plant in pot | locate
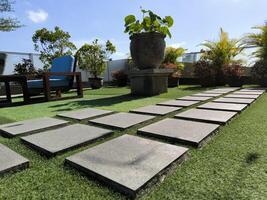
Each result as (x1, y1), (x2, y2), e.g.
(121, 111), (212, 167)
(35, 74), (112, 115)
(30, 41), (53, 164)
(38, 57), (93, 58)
(199, 28), (244, 86)
(124, 8), (174, 69)
(112, 70), (128, 87)
(161, 47), (185, 87)
(223, 64), (244, 87)
(76, 39), (116, 89)
(243, 24), (267, 86)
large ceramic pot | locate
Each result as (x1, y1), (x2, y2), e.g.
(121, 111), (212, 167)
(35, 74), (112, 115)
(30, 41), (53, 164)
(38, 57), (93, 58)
(168, 76), (179, 88)
(130, 32), (166, 70)
(89, 77), (103, 89)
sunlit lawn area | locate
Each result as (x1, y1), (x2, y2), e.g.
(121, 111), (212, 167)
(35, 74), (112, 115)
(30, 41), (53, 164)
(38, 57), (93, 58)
(0, 85), (266, 199)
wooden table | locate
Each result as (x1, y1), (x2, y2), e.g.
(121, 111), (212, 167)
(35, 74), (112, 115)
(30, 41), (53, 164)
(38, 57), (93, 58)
(0, 75), (30, 106)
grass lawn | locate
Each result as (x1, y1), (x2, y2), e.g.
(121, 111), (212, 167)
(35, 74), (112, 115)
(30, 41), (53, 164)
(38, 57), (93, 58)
(0, 85), (266, 200)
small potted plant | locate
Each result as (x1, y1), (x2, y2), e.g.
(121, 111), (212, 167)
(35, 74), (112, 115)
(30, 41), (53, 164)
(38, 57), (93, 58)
(112, 70), (128, 87)
(161, 47), (185, 87)
(124, 8), (174, 69)
(224, 64), (244, 87)
(76, 39), (116, 89)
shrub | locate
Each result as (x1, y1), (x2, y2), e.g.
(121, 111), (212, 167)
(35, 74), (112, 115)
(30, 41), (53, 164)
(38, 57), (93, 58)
(13, 59), (37, 77)
(224, 64), (244, 87)
(161, 63), (182, 78)
(161, 47), (185, 78)
(194, 60), (216, 87)
(200, 28), (244, 86)
(112, 70), (128, 87)
(244, 24), (267, 86)
(251, 60), (267, 86)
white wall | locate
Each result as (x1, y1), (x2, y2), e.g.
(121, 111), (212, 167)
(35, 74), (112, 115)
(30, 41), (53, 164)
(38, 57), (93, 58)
(103, 59), (128, 82)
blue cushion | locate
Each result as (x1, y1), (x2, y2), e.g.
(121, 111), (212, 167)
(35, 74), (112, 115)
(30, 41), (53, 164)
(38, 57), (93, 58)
(27, 79), (69, 89)
(50, 55), (75, 80)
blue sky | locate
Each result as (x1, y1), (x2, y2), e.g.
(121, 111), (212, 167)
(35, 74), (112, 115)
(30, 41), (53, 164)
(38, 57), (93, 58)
(0, 0), (267, 59)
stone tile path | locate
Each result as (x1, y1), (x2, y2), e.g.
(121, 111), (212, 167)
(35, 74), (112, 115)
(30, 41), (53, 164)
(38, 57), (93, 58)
(21, 124), (113, 157)
(0, 144), (29, 175)
(57, 108), (113, 121)
(130, 105), (181, 116)
(0, 117), (68, 137)
(65, 134), (188, 197)
(175, 108), (237, 124)
(138, 118), (220, 147)
(1, 87), (264, 197)
(89, 113), (155, 129)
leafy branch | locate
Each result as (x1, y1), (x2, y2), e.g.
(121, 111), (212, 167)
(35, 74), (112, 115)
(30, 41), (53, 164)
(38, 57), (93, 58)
(124, 8), (174, 38)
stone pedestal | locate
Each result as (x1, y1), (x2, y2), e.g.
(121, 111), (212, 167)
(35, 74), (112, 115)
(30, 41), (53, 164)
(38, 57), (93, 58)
(130, 69), (172, 96)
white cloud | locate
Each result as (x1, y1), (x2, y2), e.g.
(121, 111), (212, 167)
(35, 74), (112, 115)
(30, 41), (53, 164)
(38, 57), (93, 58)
(27, 9), (48, 23)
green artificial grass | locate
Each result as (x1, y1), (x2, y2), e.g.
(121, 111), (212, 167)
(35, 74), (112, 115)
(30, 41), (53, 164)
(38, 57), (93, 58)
(0, 85), (266, 200)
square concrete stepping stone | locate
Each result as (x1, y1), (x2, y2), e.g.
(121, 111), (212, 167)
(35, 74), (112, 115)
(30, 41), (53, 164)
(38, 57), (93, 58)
(157, 100), (200, 107)
(65, 134), (188, 197)
(175, 108), (237, 124)
(198, 102), (247, 112)
(89, 113), (155, 129)
(138, 118), (220, 147)
(192, 93), (222, 97)
(177, 96), (213, 101)
(130, 105), (181, 116)
(212, 87), (239, 92)
(0, 117), (68, 137)
(233, 91), (264, 95)
(57, 108), (113, 121)
(240, 88), (265, 92)
(213, 97), (254, 104)
(21, 124), (113, 157)
(203, 90), (228, 94)
(0, 144), (29, 175)
(224, 94), (260, 99)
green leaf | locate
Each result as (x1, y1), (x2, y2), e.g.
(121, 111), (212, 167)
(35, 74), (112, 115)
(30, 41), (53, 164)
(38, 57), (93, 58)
(164, 16), (174, 27)
(166, 29), (172, 38)
(124, 15), (136, 26)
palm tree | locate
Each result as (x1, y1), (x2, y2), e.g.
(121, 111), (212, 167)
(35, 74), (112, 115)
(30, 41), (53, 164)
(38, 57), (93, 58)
(244, 25), (267, 61)
(244, 24), (267, 86)
(201, 28), (243, 67)
(200, 28), (244, 85)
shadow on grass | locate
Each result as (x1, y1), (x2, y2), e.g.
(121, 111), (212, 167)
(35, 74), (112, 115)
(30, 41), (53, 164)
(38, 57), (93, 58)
(0, 116), (15, 125)
(245, 152), (260, 164)
(179, 85), (204, 91)
(49, 94), (146, 112)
